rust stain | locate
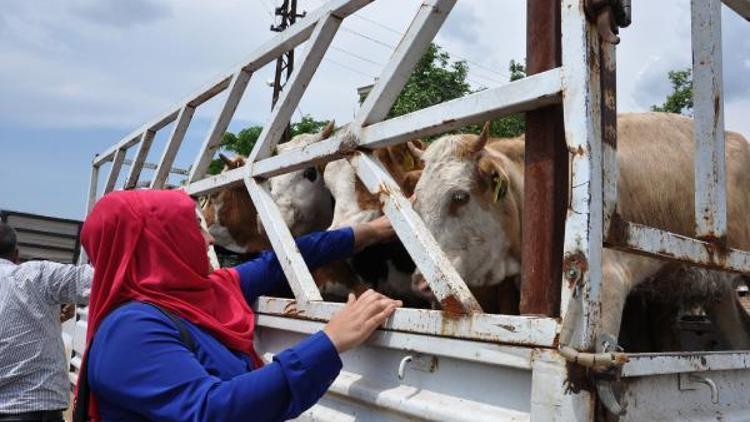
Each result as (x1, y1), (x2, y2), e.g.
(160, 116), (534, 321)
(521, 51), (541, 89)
(605, 212), (629, 246)
(440, 295), (467, 318)
(563, 250), (589, 288)
(568, 145), (586, 156)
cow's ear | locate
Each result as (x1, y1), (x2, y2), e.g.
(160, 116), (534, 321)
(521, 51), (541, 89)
(491, 172), (509, 203)
(478, 156), (509, 203)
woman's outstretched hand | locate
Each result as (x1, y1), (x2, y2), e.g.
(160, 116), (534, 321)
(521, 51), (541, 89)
(352, 215), (396, 253)
(323, 290), (402, 353)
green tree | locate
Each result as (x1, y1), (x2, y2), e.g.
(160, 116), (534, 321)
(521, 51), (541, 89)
(207, 116), (330, 175)
(651, 68), (693, 115)
(388, 43), (472, 118)
(465, 59), (527, 138)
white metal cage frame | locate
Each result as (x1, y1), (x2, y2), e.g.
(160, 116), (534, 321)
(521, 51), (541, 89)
(74, 1), (750, 412)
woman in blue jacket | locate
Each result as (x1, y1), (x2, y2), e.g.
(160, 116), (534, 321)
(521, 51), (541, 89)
(74, 189), (401, 421)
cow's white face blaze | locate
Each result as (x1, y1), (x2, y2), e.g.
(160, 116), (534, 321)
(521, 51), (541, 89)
(324, 159), (381, 229)
(267, 123), (335, 236)
(412, 132), (522, 298)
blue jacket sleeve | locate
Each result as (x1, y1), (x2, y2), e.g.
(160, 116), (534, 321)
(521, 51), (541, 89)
(88, 305), (342, 421)
(234, 227), (354, 303)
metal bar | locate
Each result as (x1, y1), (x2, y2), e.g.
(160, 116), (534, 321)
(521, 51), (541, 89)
(358, 69), (563, 149)
(95, 0), (375, 166)
(245, 177), (323, 302)
(188, 71), (252, 183)
(600, 42), (619, 238)
(606, 220), (750, 274)
(103, 147), (128, 194)
(184, 167), (246, 197)
(352, 0), (457, 129)
(153, 105), (196, 188)
(722, 0), (750, 20)
(250, 70), (563, 180)
(77, 161), (100, 265)
(692, 0), (727, 242)
(559, 0), (604, 351)
(124, 131), (156, 189)
(622, 351), (750, 377)
(256, 314), (536, 369)
(256, 297), (558, 346)
(122, 159), (189, 176)
(94, 111), (179, 165)
(351, 153), (483, 314)
(248, 14), (341, 163)
(520, 0), (566, 317)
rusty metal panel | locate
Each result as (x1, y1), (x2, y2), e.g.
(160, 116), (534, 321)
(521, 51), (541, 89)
(256, 297), (559, 347)
(559, 0), (604, 351)
(692, 0), (727, 242)
(607, 220), (750, 274)
(622, 351), (750, 377)
(351, 152), (482, 315)
(520, 0), (567, 317)
(600, 42), (618, 238)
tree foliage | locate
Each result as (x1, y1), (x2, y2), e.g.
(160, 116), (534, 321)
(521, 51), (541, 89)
(651, 68), (693, 115)
(464, 59), (527, 138)
(387, 43), (472, 118)
(207, 116), (330, 175)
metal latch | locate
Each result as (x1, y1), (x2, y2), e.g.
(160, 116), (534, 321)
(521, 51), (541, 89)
(397, 353), (438, 380)
(584, 0), (632, 44)
(679, 373), (720, 404)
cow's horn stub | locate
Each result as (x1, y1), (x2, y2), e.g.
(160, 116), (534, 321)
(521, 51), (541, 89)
(466, 121), (490, 155)
(321, 120), (335, 139)
(406, 140), (425, 160)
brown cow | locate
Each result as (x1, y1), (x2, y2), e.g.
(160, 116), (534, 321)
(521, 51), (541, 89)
(411, 112), (750, 349)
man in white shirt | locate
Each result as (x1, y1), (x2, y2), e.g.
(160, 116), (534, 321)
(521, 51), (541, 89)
(0, 222), (93, 421)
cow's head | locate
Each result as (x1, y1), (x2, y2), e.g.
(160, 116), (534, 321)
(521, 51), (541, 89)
(411, 124), (523, 300)
(324, 141), (427, 229)
(202, 154), (268, 254)
(266, 121), (336, 236)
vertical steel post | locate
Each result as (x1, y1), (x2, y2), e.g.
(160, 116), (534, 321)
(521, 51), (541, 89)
(692, 0), (727, 243)
(520, 0), (567, 317)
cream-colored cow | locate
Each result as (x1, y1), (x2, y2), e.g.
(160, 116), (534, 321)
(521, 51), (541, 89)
(412, 112), (750, 349)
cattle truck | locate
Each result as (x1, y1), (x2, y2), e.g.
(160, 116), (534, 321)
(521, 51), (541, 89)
(69, 0), (750, 420)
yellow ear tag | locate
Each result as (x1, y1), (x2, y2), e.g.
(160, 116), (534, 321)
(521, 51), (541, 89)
(402, 153), (415, 171)
(493, 176), (508, 203)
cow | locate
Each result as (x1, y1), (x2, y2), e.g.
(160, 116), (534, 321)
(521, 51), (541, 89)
(410, 112), (750, 350)
(322, 142), (430, 307)
(202, 123), (336, 256)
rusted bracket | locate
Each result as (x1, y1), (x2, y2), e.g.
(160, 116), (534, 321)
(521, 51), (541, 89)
(585, 0), (632, 44)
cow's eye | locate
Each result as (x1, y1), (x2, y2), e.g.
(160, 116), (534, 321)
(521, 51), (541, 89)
(451, 190), (470, 206)
(303, 167), (317, 182)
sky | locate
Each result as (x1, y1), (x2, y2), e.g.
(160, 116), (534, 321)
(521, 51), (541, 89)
(0, 0), (748, 220)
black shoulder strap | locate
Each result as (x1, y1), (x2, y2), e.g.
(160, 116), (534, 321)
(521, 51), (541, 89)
(143, 302), (197, 352)
(73, 302), (197, 422)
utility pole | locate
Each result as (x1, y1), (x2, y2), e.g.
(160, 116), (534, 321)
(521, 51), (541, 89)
(271, 1), (305, 141)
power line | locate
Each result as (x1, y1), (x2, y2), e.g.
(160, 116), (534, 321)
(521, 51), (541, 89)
(347, 12), (510, 82)
(330, 45), (384, 67)
(323, 57), (377, 79)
